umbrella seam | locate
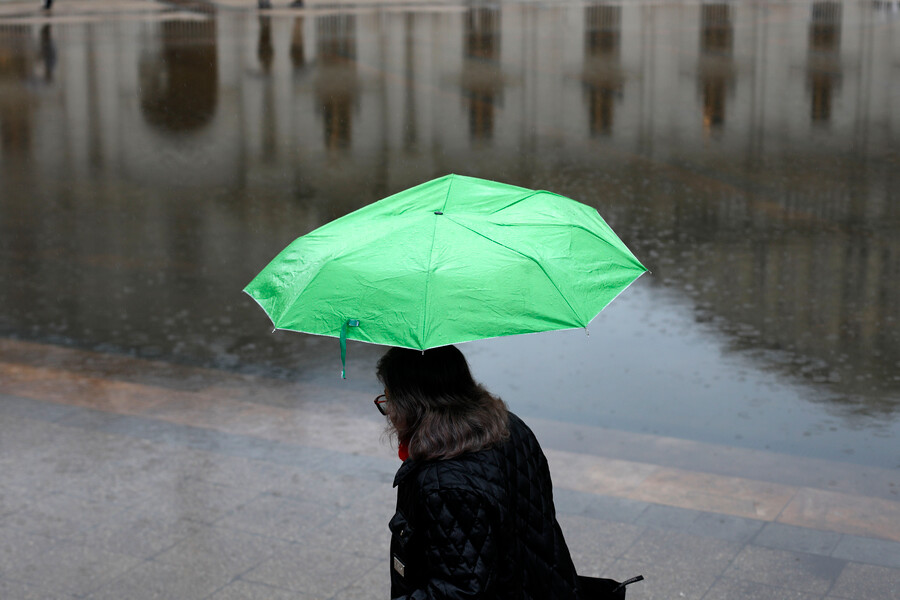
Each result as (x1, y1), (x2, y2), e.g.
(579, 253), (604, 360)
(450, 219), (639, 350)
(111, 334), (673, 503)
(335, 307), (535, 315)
(418, 175), (456, 346)
(443, 216), (586, 328)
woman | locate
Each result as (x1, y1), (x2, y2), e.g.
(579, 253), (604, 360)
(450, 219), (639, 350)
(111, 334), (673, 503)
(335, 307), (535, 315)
(375, 345), (582, 599)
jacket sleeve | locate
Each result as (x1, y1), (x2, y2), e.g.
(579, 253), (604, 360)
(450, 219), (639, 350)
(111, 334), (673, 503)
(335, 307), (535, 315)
(393, 489), (500, 600)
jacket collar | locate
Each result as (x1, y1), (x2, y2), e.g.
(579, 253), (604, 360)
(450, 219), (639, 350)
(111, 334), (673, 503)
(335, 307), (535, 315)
(393, 458), (419, 487)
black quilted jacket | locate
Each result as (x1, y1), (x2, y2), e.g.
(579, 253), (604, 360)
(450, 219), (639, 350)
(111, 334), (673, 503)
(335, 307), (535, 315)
(389, 412), (581, 599)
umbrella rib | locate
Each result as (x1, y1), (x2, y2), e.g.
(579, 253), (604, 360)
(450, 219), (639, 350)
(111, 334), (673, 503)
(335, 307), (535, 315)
(419, 177), (455, 345)
(445, 217), (586, 328)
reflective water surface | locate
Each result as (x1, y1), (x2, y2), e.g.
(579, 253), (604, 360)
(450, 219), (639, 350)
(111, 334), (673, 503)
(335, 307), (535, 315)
(0, 2), (897, 467)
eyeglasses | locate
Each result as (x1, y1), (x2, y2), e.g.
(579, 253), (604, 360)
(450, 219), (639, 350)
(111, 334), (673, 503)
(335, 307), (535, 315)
(374, 394), (388, 415)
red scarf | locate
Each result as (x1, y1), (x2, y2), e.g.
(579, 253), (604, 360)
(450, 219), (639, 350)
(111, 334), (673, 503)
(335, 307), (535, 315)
(398, 440), (410, 462)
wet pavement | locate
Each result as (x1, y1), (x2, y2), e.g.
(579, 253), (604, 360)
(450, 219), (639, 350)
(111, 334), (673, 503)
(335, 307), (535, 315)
(1, 0), (899, 598)
(2, 337), (900, 599)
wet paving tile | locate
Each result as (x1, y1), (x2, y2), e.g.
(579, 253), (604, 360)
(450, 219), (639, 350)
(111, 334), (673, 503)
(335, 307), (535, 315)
(0, 578), (78, 600)
(778, 488), (900, 543)
(154, 527), (291, 574)
(607, 556), (717, 600)
(753, 522), (843, 556)
(242, 546), (381, 597)
(214, 493), (336, 543)
(0, 491), (125, 540)
(69, 514), (208, 560)
(721, 546), (846, 596)
(206, 580), (312, 600)
(629, 468), (796, 521)
(702, 577), (825, 600)
(4, 541), (142, 597)
(557, 514), (644, 575)
(827, 562), (900, 599)
(85, 558), (232, 600)
(622, 529), (744, 576)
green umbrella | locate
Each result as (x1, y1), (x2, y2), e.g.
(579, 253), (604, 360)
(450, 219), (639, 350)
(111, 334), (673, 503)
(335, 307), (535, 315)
(245, 174), (647, 377)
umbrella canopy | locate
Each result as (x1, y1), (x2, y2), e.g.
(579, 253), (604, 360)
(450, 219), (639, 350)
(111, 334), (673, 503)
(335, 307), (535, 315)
(245, 174), (647, 374)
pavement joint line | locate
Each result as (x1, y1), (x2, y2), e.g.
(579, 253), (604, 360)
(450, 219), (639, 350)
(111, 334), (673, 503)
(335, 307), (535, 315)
(5, 390), (900, 571)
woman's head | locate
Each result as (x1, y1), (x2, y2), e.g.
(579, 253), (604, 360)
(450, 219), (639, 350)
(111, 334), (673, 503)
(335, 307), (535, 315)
(376, 345), (509, 461)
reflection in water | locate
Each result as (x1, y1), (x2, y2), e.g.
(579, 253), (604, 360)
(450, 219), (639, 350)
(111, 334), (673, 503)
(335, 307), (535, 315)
(0, 4), (897, 465)
(315, 15), (356, 150)
(583, 4), (623, 136)
(462, 8), (501, 141)
(808, 2), (842, 122)
(291, 16), (306, 70)
(139, 21), (218, 132)
(258, 16), (274, 74)
(699, 3), (734, 131)
(0, 25), (34, 159)
(39, 25), (56, 82)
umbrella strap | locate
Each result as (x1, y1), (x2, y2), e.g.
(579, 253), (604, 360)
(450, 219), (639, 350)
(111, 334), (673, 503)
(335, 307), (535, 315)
(340, 319), (360, 379)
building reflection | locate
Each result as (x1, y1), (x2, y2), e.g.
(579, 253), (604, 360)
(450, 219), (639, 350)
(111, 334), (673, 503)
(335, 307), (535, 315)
(462, 7), (502, 141)
(0, 25), (35, 160)
(258, 15), (274, 74)
(315, 15), (357, 150)
(582, 4), (623, 136)
(807, 1), (842, 123)
(139, 20), (219, 132)
(0, 5), (897, 418)
(290, 16), (306, 70)
(698, 3), (734, 132)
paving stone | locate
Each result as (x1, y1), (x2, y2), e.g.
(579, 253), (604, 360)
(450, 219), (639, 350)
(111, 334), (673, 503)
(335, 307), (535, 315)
(830, 534), (900, 569)
(606, 556), (716, 600)
(242, 546), (380, 597)
(702, 576), (825, 599)
(86, 559), (233, 600)
(753, 522), (843, 556)
(206, 580), (311, 600)
(827, 562), (900, 599)
(580, 493), (652, 524)
(154, 526), (291, 573)
(215, 493), (336, 542)
(70, 514), (207, 560)
(722, 545), (846, 596)
(689, 512), (764, 544)
(558, 514), (644, 575)
(4, 541), (142, 597)
(634, 503), (701, 531)
(133, 478), (263, 525)
(329, 562), (390, 600)
(0, 529), (57, 578)
(622, 529), (743, 575)
(0, 492), (124, 540)
(0, 577), (78, 600)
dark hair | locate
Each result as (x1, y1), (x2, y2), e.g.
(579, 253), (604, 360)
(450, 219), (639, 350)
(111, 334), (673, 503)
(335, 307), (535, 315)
(376, 345), (509, 461)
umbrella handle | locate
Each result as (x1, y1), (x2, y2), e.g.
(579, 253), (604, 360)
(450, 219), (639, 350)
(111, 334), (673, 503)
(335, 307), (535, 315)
(340, 319), (360, 379)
